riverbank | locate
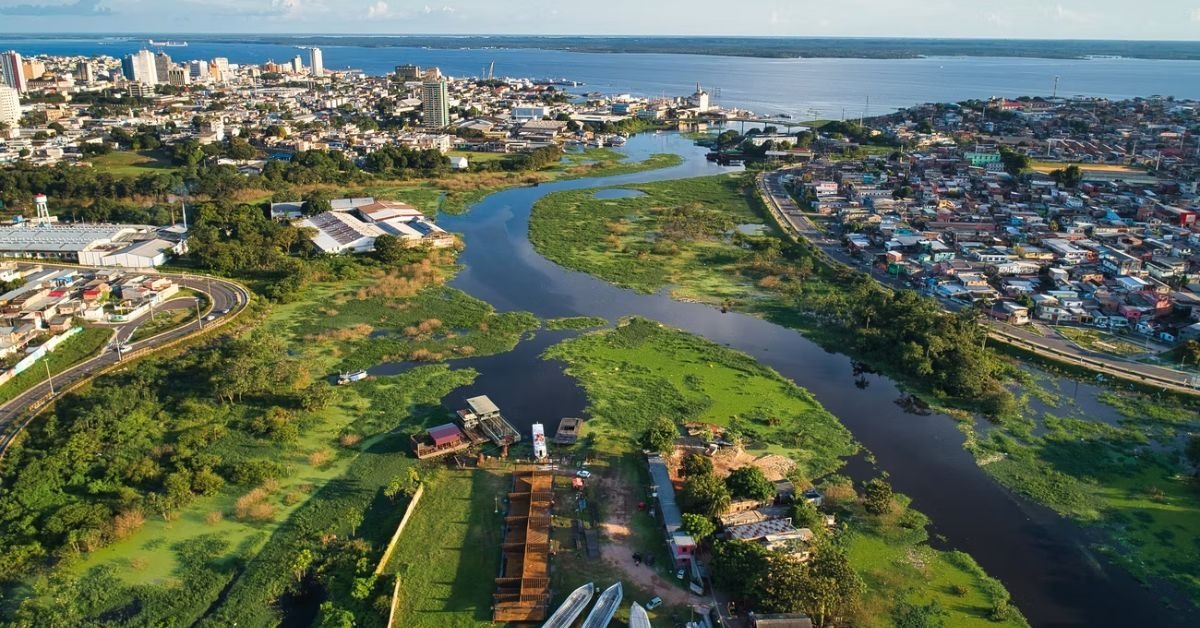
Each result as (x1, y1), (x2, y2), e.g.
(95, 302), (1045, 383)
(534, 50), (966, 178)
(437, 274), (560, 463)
(527, 167), (1200, 614)
(545, 318), (1027, 626)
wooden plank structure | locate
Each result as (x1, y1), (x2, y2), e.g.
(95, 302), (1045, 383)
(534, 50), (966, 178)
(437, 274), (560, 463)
(493, 469), (553, 623)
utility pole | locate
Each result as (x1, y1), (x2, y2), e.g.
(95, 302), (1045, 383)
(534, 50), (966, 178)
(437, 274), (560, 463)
(44, 360), (54, 395)
(196, 298), (204, 330)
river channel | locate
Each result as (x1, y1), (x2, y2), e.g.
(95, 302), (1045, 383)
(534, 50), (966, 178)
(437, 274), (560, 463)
(426, 133), (1184, 627)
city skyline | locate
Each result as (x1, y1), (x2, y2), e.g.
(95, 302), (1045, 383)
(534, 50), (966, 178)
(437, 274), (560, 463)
(0, 0), (1198, 40)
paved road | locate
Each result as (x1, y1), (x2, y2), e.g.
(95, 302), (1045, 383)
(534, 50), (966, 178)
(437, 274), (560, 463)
(0, 265), (250, 455)
(756, 169), (1200, 395)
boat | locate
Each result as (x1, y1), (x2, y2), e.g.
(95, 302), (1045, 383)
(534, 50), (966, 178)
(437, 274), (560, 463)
(542, 582), (595, 628)
(337, 369), (368, 385)
(532, 423), (548, 459)
(148, 40), (188, 47)
(581, 582), (622, 628)
(628, 602), (652, 628)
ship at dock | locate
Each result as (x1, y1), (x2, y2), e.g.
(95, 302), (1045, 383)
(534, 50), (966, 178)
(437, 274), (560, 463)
(148, 39), (188, 47)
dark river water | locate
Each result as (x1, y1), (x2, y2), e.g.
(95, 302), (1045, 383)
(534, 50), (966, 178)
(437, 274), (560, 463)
(418, 133), (1187, 627)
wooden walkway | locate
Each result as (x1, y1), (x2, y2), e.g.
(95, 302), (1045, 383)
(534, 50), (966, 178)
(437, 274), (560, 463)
(493, 469), (553, 623)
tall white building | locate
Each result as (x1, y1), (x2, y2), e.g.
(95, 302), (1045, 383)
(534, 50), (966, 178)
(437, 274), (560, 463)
(291, 55), (304, 74)
(212, 57), (230, 82)
(422, 76), (450, 129)
(0, 51), (26, 94)
(153, 51), (172, 84)
(309, 47), (324, 77)
(689, 84), (710, 113)
(122, 50), (158, 85)
(0, 86), (20, 128)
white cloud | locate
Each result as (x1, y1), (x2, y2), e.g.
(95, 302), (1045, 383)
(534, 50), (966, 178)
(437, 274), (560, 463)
(367, 0), (388, 17)
(1191, 7), (1200, 22)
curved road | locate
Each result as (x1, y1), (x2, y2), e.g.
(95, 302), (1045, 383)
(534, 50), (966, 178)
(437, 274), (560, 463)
(757, 169), (1200, 395)
(0, 265), (250, 456)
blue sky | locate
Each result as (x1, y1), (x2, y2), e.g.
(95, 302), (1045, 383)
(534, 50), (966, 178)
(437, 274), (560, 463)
(0, 0), (1198, 39)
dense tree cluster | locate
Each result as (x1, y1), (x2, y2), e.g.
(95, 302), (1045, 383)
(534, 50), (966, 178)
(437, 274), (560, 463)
(0, 335), (321, 582)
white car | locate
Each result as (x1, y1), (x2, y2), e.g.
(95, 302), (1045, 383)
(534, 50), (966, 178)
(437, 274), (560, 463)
(645, 596), (663, 610)
(575, 469), (592, 479)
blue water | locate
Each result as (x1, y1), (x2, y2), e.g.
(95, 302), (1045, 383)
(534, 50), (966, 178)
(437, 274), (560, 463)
(2, 37), (1198, 118)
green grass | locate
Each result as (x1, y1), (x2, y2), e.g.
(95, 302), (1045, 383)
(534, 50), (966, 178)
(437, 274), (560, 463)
(530, 174), (769, 303)
(1057, 327), (1148, 358)
(87, 150), (176, 177)
(966, 390), (1200, 605)
(545, 317), (856, 479)
(545, 316), (608, 331)
(128, 306), (198, 342)
(0, 326), (112, 406)
(382, 467), (508, 627)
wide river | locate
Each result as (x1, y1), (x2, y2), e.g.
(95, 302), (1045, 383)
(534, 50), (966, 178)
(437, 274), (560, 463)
(407, 133), (1186, 628)
(4, 37), (1200, 117)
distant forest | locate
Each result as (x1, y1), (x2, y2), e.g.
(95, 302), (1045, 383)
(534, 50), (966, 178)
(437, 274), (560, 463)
(10, 34), (1200, 60)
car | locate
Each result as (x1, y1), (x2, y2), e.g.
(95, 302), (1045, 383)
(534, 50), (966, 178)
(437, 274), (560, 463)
(220, 308), (230, 315)
(575, 469), (592, 479)
(675, 568), (685, 580)
(204, 314), (216, 321)
(645, 596), (663, 610)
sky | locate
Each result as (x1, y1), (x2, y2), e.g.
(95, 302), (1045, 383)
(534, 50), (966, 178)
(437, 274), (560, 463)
(0, 0), (1198, 39)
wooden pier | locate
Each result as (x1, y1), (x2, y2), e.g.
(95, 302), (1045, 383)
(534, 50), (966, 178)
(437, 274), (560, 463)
(493, 469), (553, 623)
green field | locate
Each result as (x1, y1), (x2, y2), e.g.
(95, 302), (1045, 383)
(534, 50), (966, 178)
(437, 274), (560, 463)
(544, 315), (609, 330)
(87, 150), (176, 177)
(382, 467), (508, 627)
(0, 326), (112, 406)
(1056, 327), (1149, 358)
(530, 174), (770, 303)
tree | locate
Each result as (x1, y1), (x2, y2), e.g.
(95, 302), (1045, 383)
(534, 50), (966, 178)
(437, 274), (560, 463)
(290, 548), (314, 583)
(681, 453), (713, 478)
(385, 467), (421, 500)
(893, 600), (947, 628)
(752, 552), (808, 613)
(998, 146), (1029, 176)
(373, 234), (425, 266)
(1051, 164), (1083, 188)
(710, 540), (769, 598)
(862, 477), (894, 515)
(726, 466), (776, 502)
(795, 545), (864, 627)
(790, 499), (823, 531)
(681, 512), (716, 542)
(302, 190), (333, 215)
(641, 417), (678, 454)
(680, 473), (731, 517)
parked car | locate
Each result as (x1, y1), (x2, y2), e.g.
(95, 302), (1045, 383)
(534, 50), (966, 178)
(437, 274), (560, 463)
(645, 596), (663, 610)
(675, 568), (685, 580)
(576, 469), (592, 479)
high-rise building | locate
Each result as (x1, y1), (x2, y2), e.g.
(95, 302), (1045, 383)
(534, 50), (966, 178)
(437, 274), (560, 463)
(75, 60), (94, 84)
(422, 76), (450, 129)
(309, 47), (324, 77)
(189, 60), (209, 81)
(21, 59), (45, 81)
(212, 57), (230, 82)
(122, 50), (158, 85)
(0, 51), (27, 94)
(167, 67), (190, 87)
(395, 64), (421, 81)
(0, 86), (20, 128)
(154, 52), (172, 84)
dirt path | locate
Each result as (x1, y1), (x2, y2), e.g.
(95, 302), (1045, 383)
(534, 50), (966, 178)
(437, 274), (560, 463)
(595, 473), (694, 606)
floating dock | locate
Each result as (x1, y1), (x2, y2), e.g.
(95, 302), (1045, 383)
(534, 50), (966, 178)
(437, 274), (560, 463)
(542, 582), (595, 628)
(554, 417), (584, 445)
(411, 421), (489, 460)
(581, 582), (623, 628)
(628, 602), (651, 628)
(459, 395), (521, 447)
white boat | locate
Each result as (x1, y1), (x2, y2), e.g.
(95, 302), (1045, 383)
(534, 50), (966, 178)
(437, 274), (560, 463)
(148, 40), (188, 47)
(337, 369), (368, 385)
(581, 581), (622, 628)
(532, 423), (548, 459)
(629, 602), (652, 628)
(543, 582), (595, 628)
